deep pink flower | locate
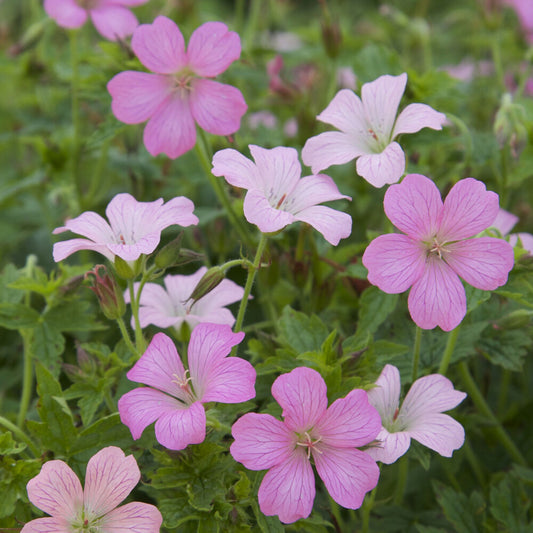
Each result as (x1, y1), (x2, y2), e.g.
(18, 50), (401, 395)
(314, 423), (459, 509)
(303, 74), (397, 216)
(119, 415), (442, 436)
(124, 266), (245, 330)
(212, 145), (352, 245)
(107, 16), (247, 158)
(118, 324), (255, 450)
(492, 208), (533, 254)
(43, 0), (148, 41)
(302, 73), (446, 187)
(230, 367), (381, 524)
(366, 365), (466, 464)
(53, 192), (198, 263)
(362, 174), (514, 331)
(22, 446), (162, 533)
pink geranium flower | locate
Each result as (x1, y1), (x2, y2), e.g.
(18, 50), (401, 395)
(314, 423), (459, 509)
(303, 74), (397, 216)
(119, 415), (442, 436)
(107, 16), (247, 158)
(230, 367), (381, 524)
(118, 324), (255, 450)
(22, 446), (162, 533)
(53, 192), (198, 263)
(302, 73), (446, 187)
(212, 145), (352, 245)
(367, 364), (466, 464)
(492, 208), (533, 254)
(43, 0), (148, 41)
(362, 174), (514, 331)
(124, 266), (245, 330)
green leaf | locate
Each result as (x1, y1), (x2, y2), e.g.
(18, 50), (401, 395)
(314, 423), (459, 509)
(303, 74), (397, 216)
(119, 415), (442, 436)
(234, 471), (251, 500)
(489, 473), (530, 530)
(44, 300), (104, 332)
(252, 500), (284, 533)
(30, 321), (65, 378)
(0, 432), (26, 455)
(0, 303), (40, 329)
(356, 287), (398, 340)
(478, 329), (530, 371)
(278, 306), (329, 353)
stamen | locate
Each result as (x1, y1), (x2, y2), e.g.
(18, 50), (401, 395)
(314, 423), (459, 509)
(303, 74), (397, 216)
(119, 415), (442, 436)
(118, 234), (126, 245)
(392, 407), (400, 422)
(275, 194), (287, 209)
(171, 369), (192, 390)
(368, 128), (379, 141)
(295, 431), (323, 459)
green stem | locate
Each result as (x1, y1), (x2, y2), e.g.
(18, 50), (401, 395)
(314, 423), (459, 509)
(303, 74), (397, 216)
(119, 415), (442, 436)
(446, 113), (473, 170)
(491, 38), (506, 93)
(243, 0), (263, 52)
(458, 361), (527, 466)
(17, 329), (34, 428)
(0, 416), (39, 457)
(69, 30), (82, 208)
(128, 280), (146, 354)
(498, 369), (511, 416)
(116, 315), (139, 357)
(438, 325), (460, 375)
(393, 455), (409, 505)
(411, 326), (422, 382)
(361, 484), (378, 533)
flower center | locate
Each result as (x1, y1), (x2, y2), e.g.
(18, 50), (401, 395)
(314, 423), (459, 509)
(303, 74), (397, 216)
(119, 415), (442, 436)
(171, 370), (195, 403)
(72, 511), (101, 532)
(173, 69), (195, 97)
(427, 237), (449, 259)
(295, 431), (323, 459)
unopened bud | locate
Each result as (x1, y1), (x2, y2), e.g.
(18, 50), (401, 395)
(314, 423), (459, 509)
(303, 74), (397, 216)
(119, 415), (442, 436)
(85, 265), (126, 320)
(321, 17), (342, 59)
(494, 93), (528, 159)
(76, 343), (96, 374)
(8, 18), (48, 56)
(154, 233), (183, 269)
(188, 266), (225, 303)
(495, 309), (533, 330)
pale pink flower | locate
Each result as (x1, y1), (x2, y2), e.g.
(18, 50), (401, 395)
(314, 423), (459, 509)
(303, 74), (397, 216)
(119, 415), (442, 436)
(212, 145), (352, 245)
(247, 111), (277, 130)
(230, 367), (381, 524)
(366, 364), (466, 464)
(124, 266), (245, 330)
(491, 208), (533, 254)
(503, 0), (533, 43)
(22, 446), (162, 533)
(336, 66), (357, 90)
(43, 0), (148, 41)
(53, 192), (198, 263)
(302, 73), (447, 187)
(118, 324), (255, 450)
(107, 16), (247, 159)
(362, 174), (514, 331)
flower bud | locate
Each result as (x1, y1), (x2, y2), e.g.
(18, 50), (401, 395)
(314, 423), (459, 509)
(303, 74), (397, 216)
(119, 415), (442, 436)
(114, 255), (136, 280)
(188, 266), (225, 304)
(154, 233), (183, 269)
(494, 93), (528, 159)
(8, 18), (48, 56)
(321, 16), (342, 59)
(495, 309), (533, 330)
(85, 265), (126, 320)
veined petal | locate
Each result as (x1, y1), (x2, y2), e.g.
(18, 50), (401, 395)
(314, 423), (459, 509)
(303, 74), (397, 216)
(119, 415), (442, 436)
(365, 427), (411, 465)
(154, 401), (206, 450)
(384, 173), (443, 240)
(287, 174), (350, 214)
(362, 234), (426, 294)
(438, 178), (500, 241)
(408, 257), (466, 331)
(491, 208), (519, 236)
(187, 22), (241, 77)
(271, 367), (328, 433)
(43, 0), (87, 29)
(212, 148), (259, 189)
(316, 89), (369, 138)
(153, 195), (198, 230)
(106, 234), (160, 261)
(243, 188), (295, 233)
(90, 5), (138, 41)
(367, 364), (402, 427)
(356, 142), (406, 187)
(445, 237), (514, 290)
(53, 238), (115, 262)
(315, 389), (381, 448)
(84, 447), (140, 518)
(99, 502), (163, 533)
(314, 446), (379, 509)
(294, 205), (352, 245)
(190, 79), (247, 135)
(53, 210), (115, 241)
(133, 282), (183, 329)
(231, 413), (295, 470)
(392, 103), (447, 137)
(131, 16), (187, 74)
(108, 72), (172, 124)
(193, 277), (245, 316)
(26, 460), (82, 521)
(114, 0), (150, 5)
(258, 449), (315, 524)
(21, 517), (71, 533)
(407, 412), (465, 457)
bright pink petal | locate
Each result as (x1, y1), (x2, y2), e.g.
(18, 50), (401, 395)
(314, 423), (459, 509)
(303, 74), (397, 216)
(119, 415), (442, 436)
(84, 447), (139, 517)
(187, 22), (241, 77)
(294, 205), (352, 245)
(189, 79), (247, 135)
(21, 517), (71, 533)
(367, 364), (401, 426)
(314, 446), (379, 509)
(271, 367), (328, 433)
(438, 178), (500, 241)
(143, 95), (196, 158)
(26, 460), (82, 521)
(444, 238), (514, 290)
(315, 389), (381, 448)
(154, 401), (206, 450)
(491, 208), (518, 236)
(356, 142), (406, 187)
(231, 413), (295, 470)
(43, 0), (87, 29)
(258, 450), (315, 524)
(108, 72), (172, 124)
(212, 148), (259, 189)
(131, 16), (186, 74)
(384, 173), (443, 240)
(99, 502), (163, 533)
(407, 413), (465, 457)
(392, 103), (447, 137)
(362, 234), (426, 293)
(243, 188), (295, 233)
(53, 238), (115, 262)
(90, 5), (138, 41)
(408, 257), (466, 331)
(365, 427), (411, 465)
(287, 174), (350, 213)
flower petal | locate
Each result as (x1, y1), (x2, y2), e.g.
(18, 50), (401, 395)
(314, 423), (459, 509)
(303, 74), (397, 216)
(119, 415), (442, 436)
(438, 178), (500, 241)
(243, 188), (295, 233)
(187, 22), (241, 77)
(84, 447), (140, 517)
(365, 427), (411, 465)
(43, 0), (87, 29)
(21, 517), (71, 533)
(132, 282), (181, 328)
(201, 357), (256, 404)
(288, 174), (350, 213)
(131, 16), (186, 74)
(99, 502), (163, 533)
(314, 446), (379, 509)
(510, 232), (533, 254)
(90, 5), (139, 41)
(491, 208), (518, 236)
(407, 413), (465, 457)
(231, 413), (294, 470)
(367, 364), (402, 427)
(384, 173), (443, 240)
(189, 79), (247, 136)
(392, 103), (447, 137)
(53, 238), (115, 262)
(271, 367), (328, 433)
(294, 205), (352, 245)
(356, 142), (406, 187)
(193, 278), (245, 318)
(444, 237), (514, 290)
(362, 234), (426, 294)
(316, 89), (369, 137)
(211, 148), (259, 189)
(154, 401), (206, 450)
(26, 460), (82, 521)
(408, 257), (466, 331)
(53, 211), (114, 241)
(258, 449), (315, 524)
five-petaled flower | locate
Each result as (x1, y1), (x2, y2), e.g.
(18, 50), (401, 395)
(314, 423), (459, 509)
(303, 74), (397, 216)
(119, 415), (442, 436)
(362, 174), (514, 331)
(302, 73), (446, 187)
(366, 364), (466, 464)
(212, 144), (352, 245)
(230, 367), (381, 524)
(22, 446), (162, 533)
(44, 0), (149, 41)
(107, 16), (247, 158)
(118, 324), (255, 450)
(53, 192), (198, 263)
